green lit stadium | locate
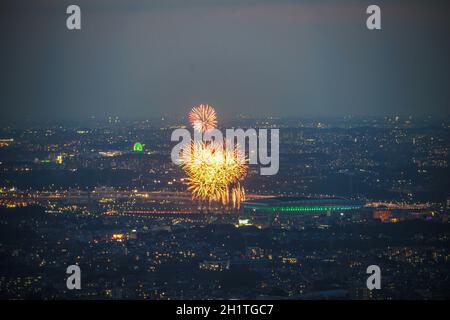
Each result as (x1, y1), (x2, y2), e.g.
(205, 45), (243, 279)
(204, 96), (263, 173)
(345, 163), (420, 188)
(242, 197), (365, 213)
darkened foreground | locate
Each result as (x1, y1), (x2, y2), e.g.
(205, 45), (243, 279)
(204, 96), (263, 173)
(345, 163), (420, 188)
(1, 206), (449, 299)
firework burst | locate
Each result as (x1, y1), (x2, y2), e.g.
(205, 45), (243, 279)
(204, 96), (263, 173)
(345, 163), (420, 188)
(188, 104), (217, 133)
(181, 141), (247, 208)
(181, 104), (247, 209)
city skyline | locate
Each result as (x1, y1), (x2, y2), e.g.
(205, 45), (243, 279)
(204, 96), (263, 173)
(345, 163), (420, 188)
(1, 0), (449, 303)
(1, 115), (449, 300)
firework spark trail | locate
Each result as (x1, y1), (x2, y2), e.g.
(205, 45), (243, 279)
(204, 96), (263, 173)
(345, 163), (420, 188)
(181, 104), (248, 209)
(181, 141), (246, 207)
(188, 104), (217, 133)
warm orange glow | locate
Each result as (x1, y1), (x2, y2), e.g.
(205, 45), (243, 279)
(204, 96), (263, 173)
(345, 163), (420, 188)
(373, 209), (392, 222)
(112, 233), (125, 241)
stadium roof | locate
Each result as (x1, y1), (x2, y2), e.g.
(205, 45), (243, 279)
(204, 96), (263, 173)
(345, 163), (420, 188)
(242, 196), (364, 213)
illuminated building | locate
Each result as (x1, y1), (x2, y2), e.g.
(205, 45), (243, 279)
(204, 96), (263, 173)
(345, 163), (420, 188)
(0, 138), (14, 147)
(99, 151), (122, 157)
(198, 260), (230, 271)
(133, 142), (143, 152)
(237, 218), (251, 227)
(242, 196), (364, 213)
(56, 155), (63, 165)
(240, 197), (365, 229)
(129, 229), (137, 240)
(111, 233), (125, 241)
(373, 209), (392, 222)
(245, 246), (266, 260)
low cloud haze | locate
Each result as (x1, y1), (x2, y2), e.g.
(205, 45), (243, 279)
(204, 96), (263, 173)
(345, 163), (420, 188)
(1, 0), (449, 121)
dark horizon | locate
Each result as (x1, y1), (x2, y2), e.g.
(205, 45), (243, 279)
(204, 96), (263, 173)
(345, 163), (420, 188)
(0, 114), (449, 129)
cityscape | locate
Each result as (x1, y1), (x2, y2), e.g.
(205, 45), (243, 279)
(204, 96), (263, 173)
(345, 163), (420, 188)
(1, 0), (450, 305)
(0, 115), (449, 299)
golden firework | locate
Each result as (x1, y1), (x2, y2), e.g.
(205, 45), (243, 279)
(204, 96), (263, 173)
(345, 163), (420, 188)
(181, 141), (247, 209)
(188, 104), (217, 133)
(181, 104), (247, 209)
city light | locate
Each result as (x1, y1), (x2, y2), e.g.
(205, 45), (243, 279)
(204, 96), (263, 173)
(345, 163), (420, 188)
(111, 233), (125, 241)
(133, 142), (143, 152)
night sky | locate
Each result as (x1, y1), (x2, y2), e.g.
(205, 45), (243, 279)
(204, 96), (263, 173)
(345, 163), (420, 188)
(1, 0), (449, 121)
